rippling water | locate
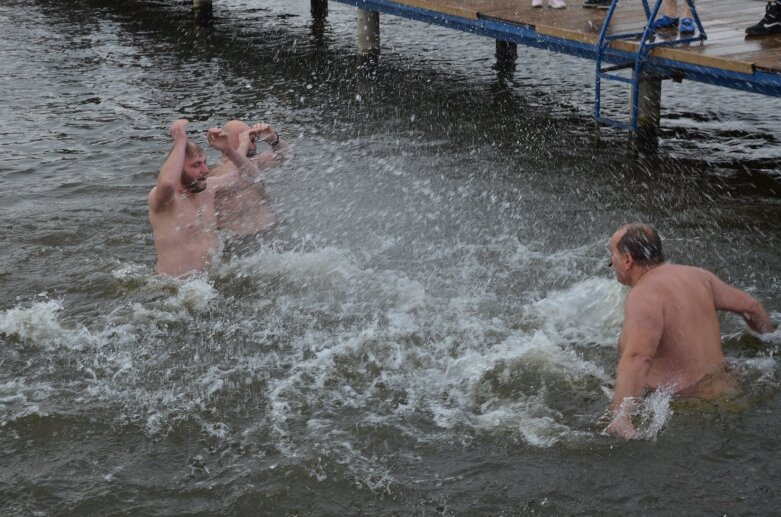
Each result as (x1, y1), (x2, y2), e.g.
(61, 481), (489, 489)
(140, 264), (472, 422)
(1, 0), (780, 514)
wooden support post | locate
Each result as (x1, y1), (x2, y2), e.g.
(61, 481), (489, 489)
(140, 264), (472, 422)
(495, 40), (517, 66)
(630, 73), (662, 155)
(312, 0), (328, 19)
(193, 0), (213, 26)
(357, 9), (380, 57)
(495, 40), (517, 77)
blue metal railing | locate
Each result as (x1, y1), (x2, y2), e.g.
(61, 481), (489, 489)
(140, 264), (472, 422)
(594, 0), (707, 131)
(330, 0), (780, 98)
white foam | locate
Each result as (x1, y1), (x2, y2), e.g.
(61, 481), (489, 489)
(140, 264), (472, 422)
(221, 246), (360, 281)
(0, 299), (95, 350)
(526, 276), (626, 346)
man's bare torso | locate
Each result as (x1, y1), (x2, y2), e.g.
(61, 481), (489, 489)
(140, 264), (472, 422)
(148, 188), (221, 277)
(622, 264), (727, 395)
(210, 161), (275, 235)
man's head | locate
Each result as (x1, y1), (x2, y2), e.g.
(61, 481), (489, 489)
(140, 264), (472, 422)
(223, 120), (256, 157)
(609, 223), (665, 285)
(181, 142), (208, 193)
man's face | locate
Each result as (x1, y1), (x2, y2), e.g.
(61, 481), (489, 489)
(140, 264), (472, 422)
(246, 134), (258, 158)
(181, 153), (209, 193)
(609, 231), (631, 285)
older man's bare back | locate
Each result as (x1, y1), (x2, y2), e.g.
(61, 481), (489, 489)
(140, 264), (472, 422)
(624, 264), (742, 396)
(606, 223), (773, 439)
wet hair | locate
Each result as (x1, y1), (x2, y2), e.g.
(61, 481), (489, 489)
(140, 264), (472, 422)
(184, 141), (205, 159)
(617, 224), (665, 266)
(164, 141), (205, 162)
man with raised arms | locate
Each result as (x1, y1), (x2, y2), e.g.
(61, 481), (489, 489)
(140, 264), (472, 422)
(148, 119), (263, 277)
(209, 119), (290, 235)
(605, 223), (774, 439)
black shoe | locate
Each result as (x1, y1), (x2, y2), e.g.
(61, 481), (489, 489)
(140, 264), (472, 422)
(746, 1), (781, 36)
(583, 0), (612, 9)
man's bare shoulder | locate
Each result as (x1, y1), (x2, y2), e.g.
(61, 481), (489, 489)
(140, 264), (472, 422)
(146, 185), (176, 208)
(625, 282), (664, 308)
(662, 263), (718, 287)
(640, 263), (713, 283)
(209, 172), (236, 189)
(209, 162), (233, 178)
(148, 186), (166, 211)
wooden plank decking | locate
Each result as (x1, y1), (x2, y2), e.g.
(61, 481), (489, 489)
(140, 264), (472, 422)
(387, 0), (781, 75)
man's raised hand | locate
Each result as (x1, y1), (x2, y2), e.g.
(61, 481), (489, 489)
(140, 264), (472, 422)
(207, 127), (231, 152)
(170, 119), (189, 142)
(250, 123), (275, 144)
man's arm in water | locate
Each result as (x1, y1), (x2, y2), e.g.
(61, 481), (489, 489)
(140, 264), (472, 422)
(149, 119), (188, 213)
(709, 272), (774, 333)
(607, 290), (664, 439)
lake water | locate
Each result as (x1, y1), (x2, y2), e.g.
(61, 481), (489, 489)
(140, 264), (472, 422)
(1, 0), (780, 514)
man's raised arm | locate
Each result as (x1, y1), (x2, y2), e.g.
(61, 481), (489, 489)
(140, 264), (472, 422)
(207, 128), (260, 183)
(709, 273), (774, 333)
(149, 119), (188, 213)
(248, 123), (291, 172)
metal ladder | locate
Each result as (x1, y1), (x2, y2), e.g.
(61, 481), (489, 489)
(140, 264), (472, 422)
(594, 0), (707, 131)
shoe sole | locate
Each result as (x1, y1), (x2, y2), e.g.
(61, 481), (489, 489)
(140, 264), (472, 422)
(746, 30), (781, 36)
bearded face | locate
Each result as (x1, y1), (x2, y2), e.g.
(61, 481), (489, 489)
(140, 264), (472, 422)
(181, 153), (209, 194)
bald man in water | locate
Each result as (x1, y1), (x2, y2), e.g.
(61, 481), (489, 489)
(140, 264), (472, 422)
(209, 119), (290, 235)
(605, 223), (774, 439)
(148, 119), (266, 277)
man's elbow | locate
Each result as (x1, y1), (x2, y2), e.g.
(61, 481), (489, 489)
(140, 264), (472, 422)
(745, 299), (774, 334)
(620, 351), (654, 374)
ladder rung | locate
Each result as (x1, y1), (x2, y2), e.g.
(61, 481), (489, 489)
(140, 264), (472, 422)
(598, 72), (633, 84)
(605, 32), (646, 41)
(601, 62), (635, 73)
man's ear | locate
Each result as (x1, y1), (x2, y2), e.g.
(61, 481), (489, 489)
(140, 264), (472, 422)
(622, 252), (633, 269)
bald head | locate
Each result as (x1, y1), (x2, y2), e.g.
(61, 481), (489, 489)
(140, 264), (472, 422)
(222, 120), (251, 151)
(614, 223), (665, 267)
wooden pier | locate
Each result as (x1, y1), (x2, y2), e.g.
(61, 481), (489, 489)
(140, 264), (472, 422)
(190, 0), (781, 151)
(332, 0), (781, 87)
(377, 1), (780, 73)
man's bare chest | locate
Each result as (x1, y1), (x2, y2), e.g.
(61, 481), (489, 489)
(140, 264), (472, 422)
(172, 195), (218, 235)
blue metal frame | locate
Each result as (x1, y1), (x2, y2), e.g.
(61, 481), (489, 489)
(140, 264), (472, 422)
(594, 0), (707, 131)
(330, 0), (781, 97)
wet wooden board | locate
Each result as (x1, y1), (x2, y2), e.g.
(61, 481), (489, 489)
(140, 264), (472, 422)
(393, 0), (781, 74)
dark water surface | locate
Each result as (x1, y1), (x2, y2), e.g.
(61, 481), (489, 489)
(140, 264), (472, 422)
(1, 0), (780, 514)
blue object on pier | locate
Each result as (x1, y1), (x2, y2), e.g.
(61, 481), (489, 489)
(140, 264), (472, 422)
(593, 0), (707, 132)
